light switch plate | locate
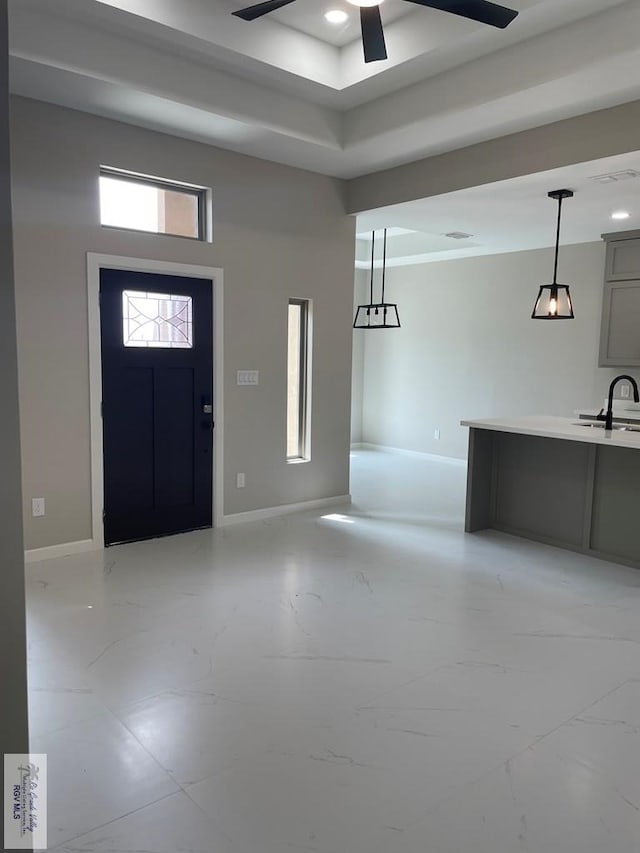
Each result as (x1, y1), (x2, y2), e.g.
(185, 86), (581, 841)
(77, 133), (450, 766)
(237, 370), (259, 386)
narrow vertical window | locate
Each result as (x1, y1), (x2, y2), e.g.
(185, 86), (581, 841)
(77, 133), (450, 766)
(287, 299), (310, 461)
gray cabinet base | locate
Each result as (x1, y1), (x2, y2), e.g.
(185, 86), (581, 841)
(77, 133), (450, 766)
(465, 428), (640, 570)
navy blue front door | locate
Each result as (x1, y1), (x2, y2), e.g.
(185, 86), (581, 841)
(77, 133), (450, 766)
(100, 269), (213, 545)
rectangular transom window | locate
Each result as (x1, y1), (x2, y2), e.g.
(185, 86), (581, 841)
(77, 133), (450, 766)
(99, 167), (208, 240)
(287, 299), (311, 461)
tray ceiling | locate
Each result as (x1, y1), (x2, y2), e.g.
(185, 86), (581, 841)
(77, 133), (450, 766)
(8, 0), (640, 178)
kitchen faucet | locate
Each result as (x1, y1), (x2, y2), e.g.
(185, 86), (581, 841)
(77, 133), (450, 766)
(600, 375), (640, 430)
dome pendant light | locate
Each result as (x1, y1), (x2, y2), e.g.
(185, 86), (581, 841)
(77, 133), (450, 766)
(532, 189), (575, 320)
(353, 229), (401, 329)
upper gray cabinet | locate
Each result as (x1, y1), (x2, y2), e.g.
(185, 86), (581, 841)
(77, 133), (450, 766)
(599, 230), (640, 367)
(605, 235), (640, 279)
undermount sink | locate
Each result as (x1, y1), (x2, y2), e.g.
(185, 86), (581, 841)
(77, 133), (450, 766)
(574, 421), (640, 432)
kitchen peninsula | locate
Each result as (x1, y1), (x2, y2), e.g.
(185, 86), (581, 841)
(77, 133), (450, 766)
(462, 415), (640, 569)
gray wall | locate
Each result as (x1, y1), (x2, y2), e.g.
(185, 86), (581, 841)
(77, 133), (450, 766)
(10, 97), (356, 549)
(0, 0), (29, 799)
(347, 100), (640, 214)
(356, 242), (638, 459)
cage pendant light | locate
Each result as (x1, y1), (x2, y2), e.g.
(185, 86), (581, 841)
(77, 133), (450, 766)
(531, 189), (575, 320)
(353, 228), (401, 329)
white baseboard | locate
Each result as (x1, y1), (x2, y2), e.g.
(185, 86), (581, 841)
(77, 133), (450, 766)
(352, 442), (466, 467)
(25, 539), (97, 564)
(223, 494), (351, 526)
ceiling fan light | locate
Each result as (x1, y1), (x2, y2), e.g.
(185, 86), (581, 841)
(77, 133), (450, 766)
(233, 0), (516, 64)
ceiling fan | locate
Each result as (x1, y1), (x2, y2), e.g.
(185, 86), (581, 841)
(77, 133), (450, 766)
(232, 0), (519, 64)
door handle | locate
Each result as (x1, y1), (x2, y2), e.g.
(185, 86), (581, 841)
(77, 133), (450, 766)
(201, 395), (213, 433)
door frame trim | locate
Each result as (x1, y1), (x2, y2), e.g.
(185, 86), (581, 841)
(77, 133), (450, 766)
(87, 253), (224, 549)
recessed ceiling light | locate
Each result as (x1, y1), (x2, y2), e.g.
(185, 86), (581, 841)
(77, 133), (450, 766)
(611, 210), (631, 220)
(346, 0), (383, 7)
(325, 9), (348, 23)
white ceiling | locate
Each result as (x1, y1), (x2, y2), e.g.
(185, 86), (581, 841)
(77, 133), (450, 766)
(251, 0), (414, 48)
(355, 151), (640, 266)
(8, 0), (640, 178)
(8, 0), (640, 266)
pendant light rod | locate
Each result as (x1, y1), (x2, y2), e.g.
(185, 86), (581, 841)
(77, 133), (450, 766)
(381, 228), (387, 304)
(552, 196), (562, 285)
(531, 188), (575, 320)
(548, 189), (573, 285)
(369, 230), (375, 305)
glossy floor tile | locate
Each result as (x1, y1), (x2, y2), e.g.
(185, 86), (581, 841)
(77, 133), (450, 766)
(31, 712), (178, 848)
(27, 449), (640, 852)
(52, 791), (237, 853)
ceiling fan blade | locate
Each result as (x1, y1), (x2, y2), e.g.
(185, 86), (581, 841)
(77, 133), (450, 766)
(232, 0), (297, 22)
(360, 5), (387, 63)
(402, 0), (518, 29)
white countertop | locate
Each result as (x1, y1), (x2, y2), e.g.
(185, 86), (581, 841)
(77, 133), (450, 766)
(460, 415), (640, 449)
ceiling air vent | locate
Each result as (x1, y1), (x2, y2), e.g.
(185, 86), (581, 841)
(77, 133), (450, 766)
(589, 170), (640, 184)
(445, 231), (473, 240)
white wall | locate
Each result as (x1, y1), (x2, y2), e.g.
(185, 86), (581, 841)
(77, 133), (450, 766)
(0, 1), (28, 763)
(10, 97), (356, 549)
(356, 241), (638, 459)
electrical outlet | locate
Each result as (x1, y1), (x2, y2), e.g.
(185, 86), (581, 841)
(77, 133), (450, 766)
(621, 385), (630, 399)
(434, 429), (440, 440)
(32, 497), (45, 517)
(236, 473), (245, 488)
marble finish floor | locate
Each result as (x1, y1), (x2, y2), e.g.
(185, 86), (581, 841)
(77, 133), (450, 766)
(26, 449), (640, 852)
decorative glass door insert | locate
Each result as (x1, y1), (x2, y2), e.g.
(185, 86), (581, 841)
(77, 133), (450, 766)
(122, 290), (193, 348)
